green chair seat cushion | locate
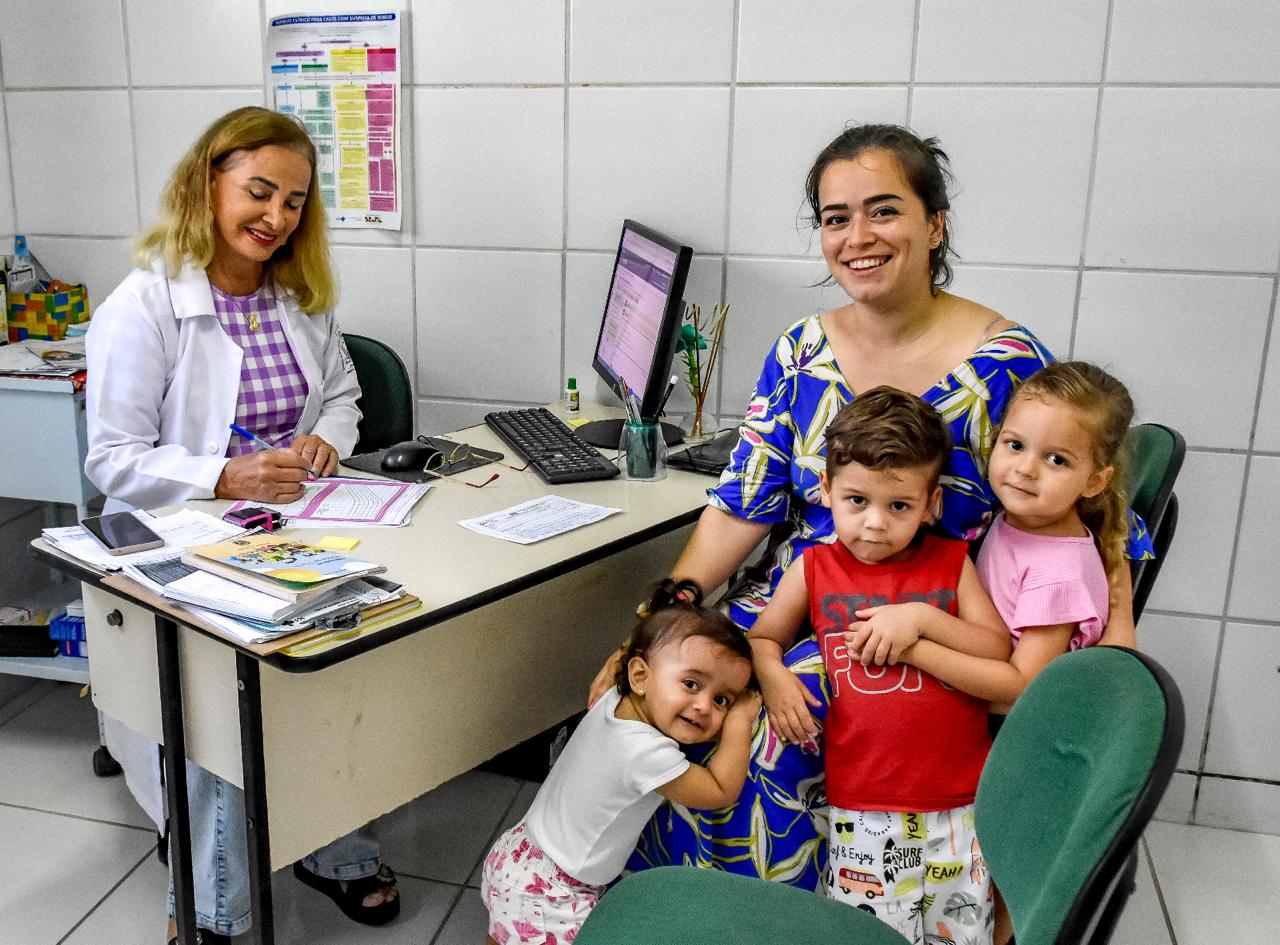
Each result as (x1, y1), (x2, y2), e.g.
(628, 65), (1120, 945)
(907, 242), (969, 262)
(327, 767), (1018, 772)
(975, 648), (1167, 945)
(576, 866), (906, 944)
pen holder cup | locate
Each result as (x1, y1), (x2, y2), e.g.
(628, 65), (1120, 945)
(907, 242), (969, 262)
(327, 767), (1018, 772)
(618, 420), (668, 482)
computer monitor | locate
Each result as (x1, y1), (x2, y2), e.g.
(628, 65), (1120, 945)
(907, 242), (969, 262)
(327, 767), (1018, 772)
(575, 220), (692, 449)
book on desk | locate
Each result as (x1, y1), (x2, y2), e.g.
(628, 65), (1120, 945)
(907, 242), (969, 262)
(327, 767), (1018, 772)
(182, 534), (385, 603)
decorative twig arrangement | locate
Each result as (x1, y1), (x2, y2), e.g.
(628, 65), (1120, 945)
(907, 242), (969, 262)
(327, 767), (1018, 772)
(676, 301), (729, 439)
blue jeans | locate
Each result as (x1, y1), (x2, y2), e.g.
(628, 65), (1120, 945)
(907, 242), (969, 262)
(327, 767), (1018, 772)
(169, 760), (382, 936)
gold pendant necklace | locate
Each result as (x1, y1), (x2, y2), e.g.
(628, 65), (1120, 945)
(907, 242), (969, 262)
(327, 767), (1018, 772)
(248, 311), (260, 333)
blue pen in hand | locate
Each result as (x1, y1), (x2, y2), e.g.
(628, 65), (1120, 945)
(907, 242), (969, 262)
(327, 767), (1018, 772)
(229, 423), (319, 479)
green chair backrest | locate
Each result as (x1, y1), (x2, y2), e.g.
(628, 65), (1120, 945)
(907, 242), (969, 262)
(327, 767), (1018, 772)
(343, 333), (413, 455)
(1121, 423), (1186, 619)
(1122, 423), (1184, 529)
(975, 647), (1183, 945)
(576, 866), (903, 945)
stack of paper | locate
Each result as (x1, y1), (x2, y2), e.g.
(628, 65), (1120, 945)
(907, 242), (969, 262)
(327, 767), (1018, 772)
(0, 338), (87, 377)
(42, 509), (416, 650)
(222, 476), (430, 528)
(123, 554), (410, 643)
(42, 510), (245, 571)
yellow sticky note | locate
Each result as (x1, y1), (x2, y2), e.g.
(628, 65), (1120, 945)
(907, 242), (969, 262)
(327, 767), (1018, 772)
(565, 417), (593, 428)
(316, 536), (361, 551)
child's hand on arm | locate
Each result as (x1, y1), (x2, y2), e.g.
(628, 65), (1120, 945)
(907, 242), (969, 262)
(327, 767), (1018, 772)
(909, 621), (1074, 707)
(746, 563), (819, 745)
(754, 652), (821, 745)
(843, 603), (925, 666)
(657, 689), (762, 810)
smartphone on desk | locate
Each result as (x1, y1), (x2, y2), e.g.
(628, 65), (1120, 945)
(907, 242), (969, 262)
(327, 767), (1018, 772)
(82, 512), (165, 556)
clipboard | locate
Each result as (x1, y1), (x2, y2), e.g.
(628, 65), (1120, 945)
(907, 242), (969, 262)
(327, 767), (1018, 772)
(340, 436), (504, 484)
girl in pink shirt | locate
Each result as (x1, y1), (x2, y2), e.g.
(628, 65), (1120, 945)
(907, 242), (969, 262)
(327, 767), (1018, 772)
(847, 361), (1135, 721)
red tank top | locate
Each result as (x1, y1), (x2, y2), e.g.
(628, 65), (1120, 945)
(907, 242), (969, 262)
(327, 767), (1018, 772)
(806, 535), (991, 811)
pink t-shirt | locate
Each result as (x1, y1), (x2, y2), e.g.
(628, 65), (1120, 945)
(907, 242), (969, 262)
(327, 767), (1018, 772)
(977, 513), (1109, 651)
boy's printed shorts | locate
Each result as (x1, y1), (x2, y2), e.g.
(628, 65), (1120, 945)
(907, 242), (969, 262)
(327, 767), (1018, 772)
(481, 821), (605, 944)
(826, 804), (993, 945)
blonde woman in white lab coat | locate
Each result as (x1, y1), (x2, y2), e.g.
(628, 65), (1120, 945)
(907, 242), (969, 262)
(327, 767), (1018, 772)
(85, 106), (399, 945)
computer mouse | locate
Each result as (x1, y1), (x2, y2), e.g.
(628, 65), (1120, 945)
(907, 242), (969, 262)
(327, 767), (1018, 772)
(380, 441), (442, 473)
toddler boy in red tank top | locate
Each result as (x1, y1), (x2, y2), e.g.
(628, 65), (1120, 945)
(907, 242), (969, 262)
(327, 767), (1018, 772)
(748, 386), (1011, 945)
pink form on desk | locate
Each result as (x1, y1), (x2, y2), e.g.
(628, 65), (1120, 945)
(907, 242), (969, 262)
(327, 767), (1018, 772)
(225, 476), (426, 526)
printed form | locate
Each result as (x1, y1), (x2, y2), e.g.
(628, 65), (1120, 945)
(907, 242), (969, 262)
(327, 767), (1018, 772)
(458, 496), (620, 545)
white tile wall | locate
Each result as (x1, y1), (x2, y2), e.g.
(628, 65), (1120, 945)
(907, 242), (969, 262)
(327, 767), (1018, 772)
(1074, 271), (1272, 450)
(1227, 457), (1280, 623)
(736, 0), (915, 82)
(413, 88), (564, 250)
(0, 96), (14, 240)
(332, 245), (416, 377)
(414, 248), (561, 403)
(566, 87), (729, 253)
(1254, 330), (1280, 454)
(30, 237), (132, 313)
(1086, 89), (1280, 273)
(412, 0), (564, 85)
(125, 0), (263, 87)
(1, 0), (1277, 835)
(947, 266), (1078, 359)
(1136, 613), (1219, 771)
(728, 87), (908, 257)
(1203, 622), (1280, 782)
(721, 257), (846, 410)
(569, 0), (734, 85)
(1143, 450), (1246, 617)
(915, 0), (1109, 82)
(911, 87), (1098, 267)
(1107, 0), (1280, 83)
(6, 91), (138, 237)
(0, 0), (127, 88)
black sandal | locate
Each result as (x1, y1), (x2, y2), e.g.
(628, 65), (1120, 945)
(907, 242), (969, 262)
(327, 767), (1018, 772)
(292, 861), (401, 926)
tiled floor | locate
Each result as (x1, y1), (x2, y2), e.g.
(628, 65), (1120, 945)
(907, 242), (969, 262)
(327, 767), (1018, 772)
(1, 677), (1276, 944)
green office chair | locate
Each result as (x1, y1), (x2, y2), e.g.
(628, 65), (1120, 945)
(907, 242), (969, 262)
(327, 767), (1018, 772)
(343, 333), (413, 455)
(1122, 423), (1185, 621)
(576, 648), (1184, 945)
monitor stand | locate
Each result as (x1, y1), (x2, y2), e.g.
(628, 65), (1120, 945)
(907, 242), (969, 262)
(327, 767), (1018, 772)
(576, 418), (685, 449)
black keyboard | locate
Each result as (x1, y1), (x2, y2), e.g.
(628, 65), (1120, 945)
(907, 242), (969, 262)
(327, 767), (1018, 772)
(484, 408), (621, 484)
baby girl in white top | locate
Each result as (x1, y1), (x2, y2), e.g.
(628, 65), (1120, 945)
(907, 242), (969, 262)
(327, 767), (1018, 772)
(480, 579), (760, 945)
(848, 360), (1136, 728)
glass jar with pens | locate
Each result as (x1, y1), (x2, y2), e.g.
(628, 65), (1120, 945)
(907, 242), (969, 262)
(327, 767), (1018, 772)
(616, 381), (668, 481)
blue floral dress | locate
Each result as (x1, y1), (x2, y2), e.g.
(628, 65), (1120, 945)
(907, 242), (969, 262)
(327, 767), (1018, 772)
(627, 315), (1153, 889)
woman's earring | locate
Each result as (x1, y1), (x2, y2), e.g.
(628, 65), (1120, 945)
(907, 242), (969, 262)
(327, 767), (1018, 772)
(636, 688), (645, 696)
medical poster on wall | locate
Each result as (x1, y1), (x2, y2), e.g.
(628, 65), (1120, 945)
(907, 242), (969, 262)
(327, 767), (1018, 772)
(266, 10), (402, 230)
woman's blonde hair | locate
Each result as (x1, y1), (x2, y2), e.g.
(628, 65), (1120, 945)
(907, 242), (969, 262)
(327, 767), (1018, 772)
(134, 106), (335, 313)
(1011, 362), (1134, 582)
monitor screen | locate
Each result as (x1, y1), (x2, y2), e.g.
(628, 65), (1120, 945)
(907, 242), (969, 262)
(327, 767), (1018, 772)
(591, 220), (692, 421)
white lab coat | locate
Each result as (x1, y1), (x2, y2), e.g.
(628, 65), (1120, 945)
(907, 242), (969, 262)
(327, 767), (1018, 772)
(83, 260), (363, 827)
(85, 261), (362, 515)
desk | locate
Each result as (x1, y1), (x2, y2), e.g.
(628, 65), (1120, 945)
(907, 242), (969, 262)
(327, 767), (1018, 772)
(0, 374), (98, 521)
(32, 418), (714, 945)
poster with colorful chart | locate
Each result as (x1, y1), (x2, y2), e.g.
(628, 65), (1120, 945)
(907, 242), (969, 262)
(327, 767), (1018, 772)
(266, 10), (402, 230)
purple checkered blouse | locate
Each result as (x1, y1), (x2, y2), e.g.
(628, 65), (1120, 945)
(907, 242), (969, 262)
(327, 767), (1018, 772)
(212, 285), (309, 457)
